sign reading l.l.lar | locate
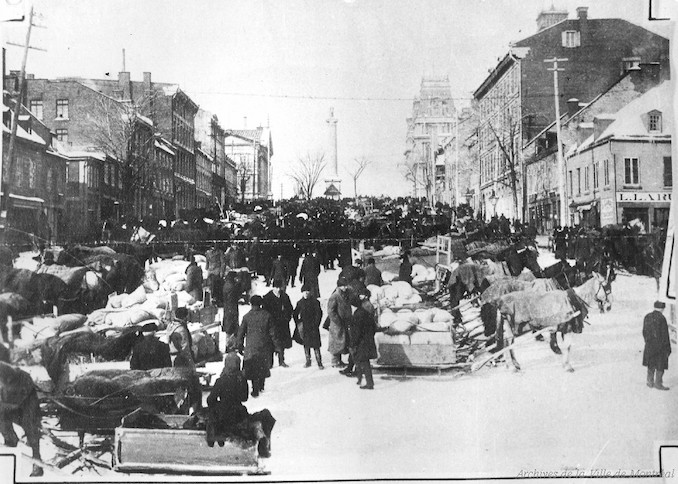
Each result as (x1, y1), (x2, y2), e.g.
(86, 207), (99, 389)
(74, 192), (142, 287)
(616, 192), (672, 203)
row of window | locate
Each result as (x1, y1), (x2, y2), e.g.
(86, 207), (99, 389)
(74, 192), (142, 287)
(29, 99), (69, 120)
(568, 156), (673, 197)
(478, 65), (519, 120)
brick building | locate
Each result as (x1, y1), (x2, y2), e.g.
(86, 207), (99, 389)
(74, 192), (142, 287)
(564, 81), (672, 232)
(473, 6), (669, 222)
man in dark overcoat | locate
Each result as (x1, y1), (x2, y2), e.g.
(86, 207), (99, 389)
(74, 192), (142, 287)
(363, 257), (383, 287)
(205, 244), (225, 306)
(130, 323), (172, 371)
(554, 226), (567, 261)
(262, 281), (294, 367)
(349, 293), (382, 390)
(293, 284), (323, 369)
(269, 254), (288, 288)
(185, 255), (204, 302)
(643, 300), (672, 390)
(299, 249), (322, 298)
(237, 295), (276, 397)
(222, 271), (240, 339)
(327, 277), (352, 368)
(398, 251), (413, 285)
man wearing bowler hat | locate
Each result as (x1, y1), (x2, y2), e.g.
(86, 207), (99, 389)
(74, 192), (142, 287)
(642, 300), (672, 390)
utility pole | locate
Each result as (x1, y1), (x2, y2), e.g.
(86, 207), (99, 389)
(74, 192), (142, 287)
(430, 129), (438, 208)
(545, 57), (568, 226)
(454, 113), (459, 207)
(4, 5), (38, 238)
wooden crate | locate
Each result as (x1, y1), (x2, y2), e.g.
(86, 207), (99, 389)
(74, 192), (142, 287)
(376, 342), (456, 367)
(113, 415), (262, 475)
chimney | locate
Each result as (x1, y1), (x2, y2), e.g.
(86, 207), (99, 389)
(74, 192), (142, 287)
(577, 7), (588, 44)
(629, 63), (661, 92)
(26, 73), (34, 80)
(593, 114), (615, 140)
(567, 98), (580, 119)
(243, 116), (247, 129)
(536, 7), (568, 31)
(118, 71), (131, 100)
(143, 72), (152, 92)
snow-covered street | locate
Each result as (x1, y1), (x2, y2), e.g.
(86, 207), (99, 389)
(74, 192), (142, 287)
(9, 248), (678, 481)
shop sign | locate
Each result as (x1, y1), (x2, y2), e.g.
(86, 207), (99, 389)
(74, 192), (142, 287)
(617, 192), (672, 203)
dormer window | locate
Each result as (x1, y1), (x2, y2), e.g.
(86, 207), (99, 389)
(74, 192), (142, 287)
(648, 111), (662, 132)
(562, 30), (581, 48)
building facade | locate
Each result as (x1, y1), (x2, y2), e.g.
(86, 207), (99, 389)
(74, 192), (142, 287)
(2, 95), (67, 243)
(404, 76), (456, 202)
(565, 81), (672, 232)
(524, 65), (665, 233)
(473, 5), (669, 222)
(224, 127), (273, 201)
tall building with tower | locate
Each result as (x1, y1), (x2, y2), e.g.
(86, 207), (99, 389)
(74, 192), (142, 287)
(323, 107), (341, 199)
(404, 76), (456, 202)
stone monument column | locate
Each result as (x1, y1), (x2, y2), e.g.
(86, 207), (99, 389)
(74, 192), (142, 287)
(324, 107), (341, 198)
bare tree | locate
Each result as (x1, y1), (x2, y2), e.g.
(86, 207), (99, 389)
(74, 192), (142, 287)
(347, 156), (372, 199)
(87, 93), (158, 218)
(235, 159), (252, 204)
(487, 112), (522, 220)
(288, 152), (326, 200)
(400, 144), (431, 199)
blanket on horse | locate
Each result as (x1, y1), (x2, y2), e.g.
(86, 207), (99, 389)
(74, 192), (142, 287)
(481, 277), (558, 303)
(450, 263), (489, 293)
(497, 289), (587, 329)
(55, 367), (202, 430)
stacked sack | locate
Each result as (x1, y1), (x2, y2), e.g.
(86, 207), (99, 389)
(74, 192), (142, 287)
(376, 306), (456, 348)
(370, 281), (422, 308)
(378, 306), (454, 334)
(411, 264), (436, 285)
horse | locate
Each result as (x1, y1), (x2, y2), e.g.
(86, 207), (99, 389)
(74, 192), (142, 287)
(40, 326), (145, 387)
(446, 263), (491, 322)
(539, 260), (585, 289)
(489, 273), (609, 372)
(498, 243), (542, 277)
(0, 356), (43, 476)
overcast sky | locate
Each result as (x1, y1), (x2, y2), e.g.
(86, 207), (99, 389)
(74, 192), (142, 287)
(2, 0), (673, 199)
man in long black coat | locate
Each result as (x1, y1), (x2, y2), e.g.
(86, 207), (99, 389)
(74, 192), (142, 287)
(222, 271), (240, 338)
(130, 323), (172, 371)
(293, 284), (323, 369)
(269, 255), (288, 288)
(237, 295), (275, 397)
(262, 281), (294, 367)
(643, 300), (672, 390)
(299, 250), (322, 298)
